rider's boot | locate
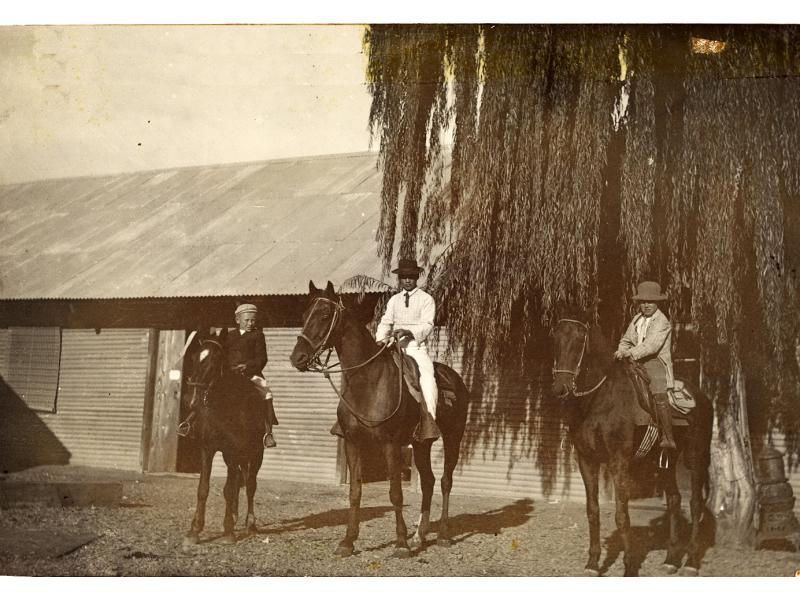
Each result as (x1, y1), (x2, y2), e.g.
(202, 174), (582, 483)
(654, 393), (677, 450)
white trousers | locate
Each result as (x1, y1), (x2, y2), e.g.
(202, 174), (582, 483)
(402, 342), (438, 418)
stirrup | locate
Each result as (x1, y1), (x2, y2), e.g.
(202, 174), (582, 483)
(177, 420), (192, 437)
(658, 449), (670, 469)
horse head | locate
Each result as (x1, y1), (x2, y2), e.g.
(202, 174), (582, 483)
(186, 328), (228, 406)
(551, 311), (591, 399)
(290, 280), (344, 371)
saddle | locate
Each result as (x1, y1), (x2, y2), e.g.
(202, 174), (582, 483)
(625, 362), (692, 428)
(390, 349), (458, 410)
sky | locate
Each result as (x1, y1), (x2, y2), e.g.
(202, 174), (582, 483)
(0, 25), (372, 184)
(0, 3), (797, 185)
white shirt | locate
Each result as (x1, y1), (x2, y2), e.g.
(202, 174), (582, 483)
(375, 287), (435, 345)
(636, 316), (653, 345)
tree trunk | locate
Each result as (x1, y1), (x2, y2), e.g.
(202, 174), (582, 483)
(707, 357), (757, 546)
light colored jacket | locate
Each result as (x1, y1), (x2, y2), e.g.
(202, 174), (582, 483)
(617, 308), (674, 388)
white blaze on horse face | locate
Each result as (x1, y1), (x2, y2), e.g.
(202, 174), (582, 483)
(199, 349), (210, 362)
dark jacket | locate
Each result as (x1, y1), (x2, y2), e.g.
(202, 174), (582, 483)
(225, 329), (268, 378)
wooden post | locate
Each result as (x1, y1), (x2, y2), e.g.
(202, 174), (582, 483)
(139, 328), (159, 471)
(147, 330), (185, 472)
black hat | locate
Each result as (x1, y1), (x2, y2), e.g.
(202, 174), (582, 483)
(391, 258), (424, 277)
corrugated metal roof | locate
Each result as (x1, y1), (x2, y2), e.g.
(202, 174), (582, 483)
(0, 152), (390, 299)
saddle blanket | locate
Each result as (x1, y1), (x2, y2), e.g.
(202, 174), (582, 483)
(390, 352), (457, 410)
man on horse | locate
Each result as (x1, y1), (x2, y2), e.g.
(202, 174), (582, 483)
(613, 281), (677, 450)
(179, 303), (279, 448)
(227, 303), (279, 448)
(376, 258), (441, 441)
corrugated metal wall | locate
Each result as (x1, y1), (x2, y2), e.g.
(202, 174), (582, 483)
(426, 329), (591, 503)
(212, 327), (340, 483)
(6, 327), (61, 412)
(38, 329), (151, 471)
(0, 328), (9, 377)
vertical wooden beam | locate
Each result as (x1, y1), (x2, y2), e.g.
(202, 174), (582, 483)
(147, 330), (185, 472)
(140, 328), (159, 472)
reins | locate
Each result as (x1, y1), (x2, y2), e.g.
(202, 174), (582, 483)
(298, 295), (405, 427)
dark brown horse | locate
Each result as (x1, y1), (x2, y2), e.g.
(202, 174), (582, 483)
(551, 315), (713, 576)
(290, 281), (470, 557)
(183, 329), (266, 546)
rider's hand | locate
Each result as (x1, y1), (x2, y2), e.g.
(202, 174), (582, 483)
(394, 329), (413, 340)
(234, 364), (247, 374)
(614, 349), (631, 360)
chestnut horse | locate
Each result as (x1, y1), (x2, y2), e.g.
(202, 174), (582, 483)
(551, 316), (713, 576)
(290, 281), (469, 557)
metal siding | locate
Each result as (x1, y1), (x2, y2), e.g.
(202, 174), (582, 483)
(5, 327), (61, 412)
(426, 329), (592, 503)
(212, 327), (340, 483)
(0, 328), (9, 377)
(38, 329), (150, 471)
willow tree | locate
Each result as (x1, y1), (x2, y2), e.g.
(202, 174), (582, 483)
(363, 24), (800, 542)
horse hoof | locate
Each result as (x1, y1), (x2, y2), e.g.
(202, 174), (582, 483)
(584, 568), (600, 577)
(220, 534), (236, 545)
(334, 544), (353, 558)
(393, 547), (411, 559)
(409, 536), (424, 551)
(182, 534), (199, 549)
(679, 566), (698, 577)
(436, 538), (452, 548)
(662, 564), (678, 575)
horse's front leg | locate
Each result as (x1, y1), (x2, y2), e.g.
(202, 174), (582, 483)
(245, 451), (264, 534)
(385, 442), (410, 557)
(221, 459), (240, 544)
(336, 438), (362, 557)
(610, 458), (634, 576)
(184, 448), (213, 546)
(663, 464), (683, 573)
(409, 439), (435, 551)
(577, 453), (601, 575)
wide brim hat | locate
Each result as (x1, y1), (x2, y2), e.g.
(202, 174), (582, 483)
(632, 281), (668, 302)
(391, 258), (424, 277)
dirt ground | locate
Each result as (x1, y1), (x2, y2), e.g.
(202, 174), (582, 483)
(0, 466), (798, 577)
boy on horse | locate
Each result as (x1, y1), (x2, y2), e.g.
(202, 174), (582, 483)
(613, 281), (677, 450)
(227, 303), (278, 448)
(376, 258), (440, 441)
(179, 303), (278, 448)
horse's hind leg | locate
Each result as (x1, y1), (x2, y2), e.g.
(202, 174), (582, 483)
(682, 465), (706, 575)
(662, 464), (683, 573)
(185, 449), (213, 546)
(245, 452), (264, 534)
(437, 432), (462, 547)
(385, 442), (411, 558)
(409, 439), (435, 551)
(221, 460), (240, 544)
(336, 438), (362, 557)
(577, 453), (601, 575)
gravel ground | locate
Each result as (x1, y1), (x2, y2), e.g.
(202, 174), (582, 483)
(0, 466), (798, 577)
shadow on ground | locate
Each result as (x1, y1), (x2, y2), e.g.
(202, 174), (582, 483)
(599, 508), (716, 575)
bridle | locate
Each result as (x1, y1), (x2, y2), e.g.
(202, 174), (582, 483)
(296, 293), (403, 427)
(185, 339), (224, 406)
(552, 319), (607, 398)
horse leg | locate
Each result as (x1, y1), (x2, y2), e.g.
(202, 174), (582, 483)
(245, 452), (264, 534)
(437, 433), (461, 547)
(682, 465), (706, 575)
(335, 438), (362, 557)
(662, 464), (683, 574)
(577, 453), (601, 575)
(409, 439), (435, 551)
(184, 448), (213, 545)
(221, 459), (239, 544)
(385, 442), (411, 558)
(610, 458), (634, 576)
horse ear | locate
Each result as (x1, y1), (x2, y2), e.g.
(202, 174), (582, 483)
(325, 281), (336, 296)
(217, 327), (229, 344)
(309, 280), (318, 294)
